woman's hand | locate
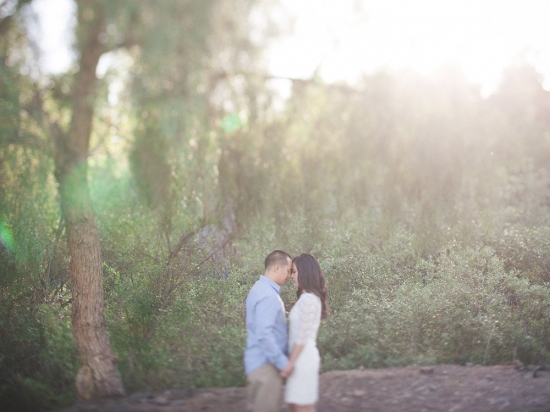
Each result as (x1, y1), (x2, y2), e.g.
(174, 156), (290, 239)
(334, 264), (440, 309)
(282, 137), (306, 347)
(281, 343), (304, 378)
(280, 362), (294, 378)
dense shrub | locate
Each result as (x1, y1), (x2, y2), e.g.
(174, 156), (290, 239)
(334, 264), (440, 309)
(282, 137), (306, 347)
(2, 209), (550, 410)
(0, 304), (77, 412)
(105, 266), (251, 392)
(320, 243), (550, 371)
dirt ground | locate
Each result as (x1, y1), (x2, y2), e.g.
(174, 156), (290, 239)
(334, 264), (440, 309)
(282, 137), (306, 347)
(60, 364), (550, 412)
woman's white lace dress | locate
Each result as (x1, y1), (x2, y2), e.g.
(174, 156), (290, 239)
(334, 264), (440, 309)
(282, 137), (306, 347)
(284, 292), (322, 405)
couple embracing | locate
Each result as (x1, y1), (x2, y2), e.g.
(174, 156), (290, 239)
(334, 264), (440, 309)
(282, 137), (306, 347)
(244, 250), (329, 412)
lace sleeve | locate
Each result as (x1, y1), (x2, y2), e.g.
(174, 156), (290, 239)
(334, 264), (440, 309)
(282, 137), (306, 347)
(295, 293), (321, 345)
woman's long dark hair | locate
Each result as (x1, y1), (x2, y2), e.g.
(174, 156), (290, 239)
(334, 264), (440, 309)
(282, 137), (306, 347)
(293, 253), (329, 320)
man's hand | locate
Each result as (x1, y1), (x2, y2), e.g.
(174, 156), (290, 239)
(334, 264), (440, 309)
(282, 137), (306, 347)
(280, 362), (294, 378)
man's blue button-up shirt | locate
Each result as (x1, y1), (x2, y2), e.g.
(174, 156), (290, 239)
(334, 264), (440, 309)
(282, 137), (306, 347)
(244, 275), (289, 375)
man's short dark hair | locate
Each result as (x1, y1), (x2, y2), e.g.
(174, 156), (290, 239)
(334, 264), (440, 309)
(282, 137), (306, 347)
(264, 250), (291, 271)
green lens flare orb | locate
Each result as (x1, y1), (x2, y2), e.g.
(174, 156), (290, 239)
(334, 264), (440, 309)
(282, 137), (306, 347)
(0, 221), (15, 254)
(221, 115), (243, 133)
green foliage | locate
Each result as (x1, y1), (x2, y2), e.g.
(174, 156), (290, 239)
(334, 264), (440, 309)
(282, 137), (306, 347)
(105, 268), (250, 392)
(320, 241), (550, 371)
(0, 304), (77, 412)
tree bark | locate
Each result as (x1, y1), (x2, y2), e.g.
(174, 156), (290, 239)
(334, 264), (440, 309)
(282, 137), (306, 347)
(53, 1), (124, 399)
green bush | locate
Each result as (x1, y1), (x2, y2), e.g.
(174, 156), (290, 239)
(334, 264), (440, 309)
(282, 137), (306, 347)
(106, 267), (251, 393)
(319, 243), (550, 370)
(0, 304), (77, 412)
(3, 199), (550, 411)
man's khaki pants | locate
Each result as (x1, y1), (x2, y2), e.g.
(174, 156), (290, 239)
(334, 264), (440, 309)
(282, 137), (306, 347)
(246, 363), (282, 412)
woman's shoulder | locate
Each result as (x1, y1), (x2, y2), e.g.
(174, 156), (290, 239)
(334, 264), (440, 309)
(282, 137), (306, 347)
(300, 292), (321, 303)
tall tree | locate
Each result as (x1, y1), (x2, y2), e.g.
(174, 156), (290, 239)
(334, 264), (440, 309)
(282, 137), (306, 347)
(52, 0), (124, 399)
(3, 0), (282, 401)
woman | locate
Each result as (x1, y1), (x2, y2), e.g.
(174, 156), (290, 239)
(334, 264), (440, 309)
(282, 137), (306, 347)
(280, 253), (329, 412)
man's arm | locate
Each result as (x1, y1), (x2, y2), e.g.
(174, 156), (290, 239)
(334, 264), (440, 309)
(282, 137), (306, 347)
(255, 295), (289, 370)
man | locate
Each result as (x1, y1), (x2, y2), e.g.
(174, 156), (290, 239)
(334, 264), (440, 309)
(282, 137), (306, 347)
(244, 250), (293, 412)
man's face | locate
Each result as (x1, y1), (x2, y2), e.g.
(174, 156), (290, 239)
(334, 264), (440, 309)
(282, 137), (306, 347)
(274, 257), (292, 286)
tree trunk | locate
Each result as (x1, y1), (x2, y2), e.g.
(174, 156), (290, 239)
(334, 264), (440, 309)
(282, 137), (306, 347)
(54, 1), (124, 399)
